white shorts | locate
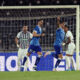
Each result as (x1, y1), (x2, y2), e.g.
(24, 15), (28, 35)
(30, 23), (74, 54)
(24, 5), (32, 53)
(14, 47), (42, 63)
(18, 48), (28, 60)
(66, 42), (75, 55)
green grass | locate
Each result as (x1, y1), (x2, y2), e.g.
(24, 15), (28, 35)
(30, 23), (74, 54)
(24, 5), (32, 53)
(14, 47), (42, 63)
(0, 71), (80, 80)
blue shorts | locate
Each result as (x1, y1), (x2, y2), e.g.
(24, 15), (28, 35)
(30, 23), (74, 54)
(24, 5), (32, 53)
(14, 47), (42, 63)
(54, 45), (62, 54)
(28, 45), (42, 53)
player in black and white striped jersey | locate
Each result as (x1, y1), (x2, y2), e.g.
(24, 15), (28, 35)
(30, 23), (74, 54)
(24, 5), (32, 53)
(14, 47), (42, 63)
(15, 26), (33, 71)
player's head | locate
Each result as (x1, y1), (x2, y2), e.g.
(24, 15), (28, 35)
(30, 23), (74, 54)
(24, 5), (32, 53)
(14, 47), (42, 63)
(60, 20), (65, 29)
(22, 26), (28, 33)
(38, 19), (43, 27)
(64, 25), (68, 33)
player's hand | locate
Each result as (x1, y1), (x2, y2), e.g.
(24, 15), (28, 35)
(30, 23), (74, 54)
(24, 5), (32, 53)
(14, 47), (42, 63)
(41, 33), (45, 37)
(44, 51), (50, 57)
(62, 42), (66, 46)
(57, 16), (60, 20)
(17, 44), (19, 48)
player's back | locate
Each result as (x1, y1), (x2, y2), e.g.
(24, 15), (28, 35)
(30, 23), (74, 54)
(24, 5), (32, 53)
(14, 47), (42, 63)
(30, 25), (42, 46)
(54, 28), (65, 46)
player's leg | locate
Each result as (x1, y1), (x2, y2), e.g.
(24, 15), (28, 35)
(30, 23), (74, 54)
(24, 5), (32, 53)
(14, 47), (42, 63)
(65, 56), (71, 71)
(22, 55), (28, 66)
(20, 48), (29, 71)
(66, 56), (75, 71)
(70, 43), (75, 70)
(54, 53), (63, 69)
(17, 57), (21, 71)
(22, 52), (31, 67)
(33, 52), (42, 71)
(66, 43), (75, 71)
(65, 44), (72, 71)
(53, 45), (63, 71)
(44, 50), (58, 59)
(21, 45), (33, 68)
(33, 46), (42, 70)
(49, 51), (58, 59)
(35, 52), (42, 66)
(70, 57), (75, 70)
(17, 48), (22, 71)
(24, 48), (29, 71)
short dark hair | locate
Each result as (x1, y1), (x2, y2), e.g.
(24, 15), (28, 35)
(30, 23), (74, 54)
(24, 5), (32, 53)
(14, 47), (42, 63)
(65, 25), (69, 28)
(38, 19), (43, 22)
(60, 20), (64, 24)
(23, 25), (28, 27)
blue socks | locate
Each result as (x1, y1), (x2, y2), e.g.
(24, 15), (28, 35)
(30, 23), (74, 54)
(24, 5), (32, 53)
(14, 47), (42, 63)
(22, 57), (27, 65)
(35, 57), (41, 65)
(50, 52), (62, 68)
(55, 59), (61, 68)
(20, 57), (27, 71)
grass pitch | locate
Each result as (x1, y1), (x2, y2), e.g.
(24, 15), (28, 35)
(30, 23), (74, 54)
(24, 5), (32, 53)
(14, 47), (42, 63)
(0, 71), (80, 80)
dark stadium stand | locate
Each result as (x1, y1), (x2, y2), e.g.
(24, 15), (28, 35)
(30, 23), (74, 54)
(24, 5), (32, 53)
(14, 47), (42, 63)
(0, 0), (79, 6)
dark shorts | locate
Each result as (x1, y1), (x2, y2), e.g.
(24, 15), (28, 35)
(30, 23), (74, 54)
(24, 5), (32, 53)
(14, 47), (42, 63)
(28, 45), (42, 53)
(54, 45), (62, 54)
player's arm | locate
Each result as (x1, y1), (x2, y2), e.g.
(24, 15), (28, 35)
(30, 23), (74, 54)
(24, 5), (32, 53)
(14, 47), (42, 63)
(62, 37), (71, 46)
(62, 31), (71, 46)
(15, 37), (19, 47)
(33, 31), (40, 37)
(33, 31), (45, 37)
(65, 37), (71, 44)
(15, 32), (20, 48)
(29, 32), (33, 39)
(57, 16), (60, 28)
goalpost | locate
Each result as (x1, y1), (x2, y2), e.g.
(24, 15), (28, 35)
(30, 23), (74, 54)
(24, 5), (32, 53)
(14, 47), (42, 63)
(0, 5), (79, 70)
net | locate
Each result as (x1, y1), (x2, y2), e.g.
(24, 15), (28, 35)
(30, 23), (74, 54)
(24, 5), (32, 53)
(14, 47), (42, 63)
(0, 7), (77, 51)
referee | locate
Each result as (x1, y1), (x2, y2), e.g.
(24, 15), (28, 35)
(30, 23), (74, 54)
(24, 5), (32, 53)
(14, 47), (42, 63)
(15, 26), (33, 71)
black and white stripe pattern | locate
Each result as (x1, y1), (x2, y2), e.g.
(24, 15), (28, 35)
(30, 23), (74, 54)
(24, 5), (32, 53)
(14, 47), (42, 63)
(17, 31), (31, 49)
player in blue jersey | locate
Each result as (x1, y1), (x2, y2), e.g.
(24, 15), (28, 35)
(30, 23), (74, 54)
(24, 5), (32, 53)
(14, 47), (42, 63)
(44, 17), (65, 71)
(21, 19), (45, 71)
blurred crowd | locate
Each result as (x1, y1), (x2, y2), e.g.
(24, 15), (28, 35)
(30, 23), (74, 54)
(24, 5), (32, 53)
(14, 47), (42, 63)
(0, 0), (79, 6)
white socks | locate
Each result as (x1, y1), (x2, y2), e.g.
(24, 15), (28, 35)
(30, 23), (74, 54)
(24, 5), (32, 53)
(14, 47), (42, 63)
(66, 56), (75, 70)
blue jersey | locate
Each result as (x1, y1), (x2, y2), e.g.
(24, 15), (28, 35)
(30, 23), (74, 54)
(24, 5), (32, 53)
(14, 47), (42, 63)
(30, 25), (42, 46)
(54, 28), (65, 46)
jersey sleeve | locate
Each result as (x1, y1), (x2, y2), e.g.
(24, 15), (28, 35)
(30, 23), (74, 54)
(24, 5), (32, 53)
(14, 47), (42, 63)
(33, 26), (38, 33)
(66, 31), (71, 38)
(29, 33), (33, 39)
(16, 32), (21, 39)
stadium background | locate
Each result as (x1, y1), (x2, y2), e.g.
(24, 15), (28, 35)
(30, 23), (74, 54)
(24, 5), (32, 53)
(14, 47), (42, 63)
(0, 0), (79, 72)
(0, 0), (79, 52)
(0, 1), (80, 80)
(0, 7), (76, 51)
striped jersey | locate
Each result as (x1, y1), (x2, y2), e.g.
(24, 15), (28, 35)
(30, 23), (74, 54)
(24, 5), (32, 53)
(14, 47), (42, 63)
(17, 31), (33, 49)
